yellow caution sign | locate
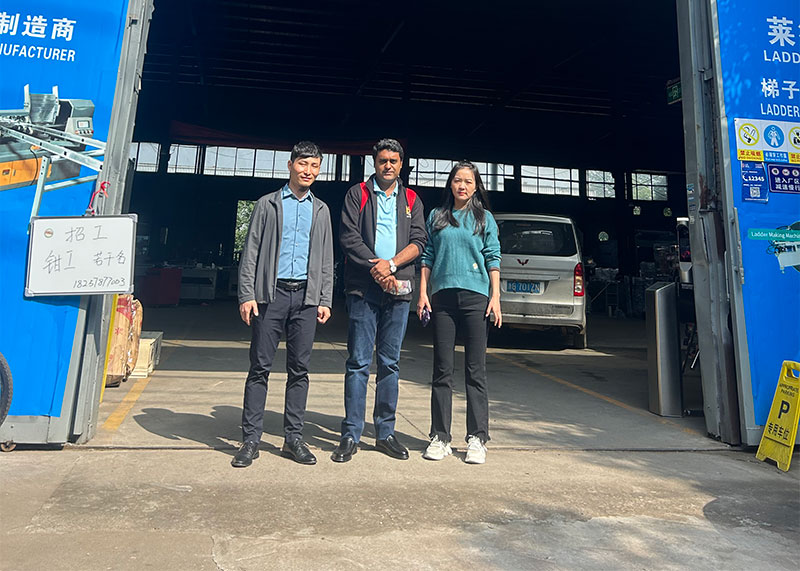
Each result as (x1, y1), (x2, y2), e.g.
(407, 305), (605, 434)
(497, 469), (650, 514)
(756, 361), (800, 472)
(737, 148), (764, 162)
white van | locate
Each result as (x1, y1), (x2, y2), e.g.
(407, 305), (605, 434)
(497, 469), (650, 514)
(494, 213), (587, 348)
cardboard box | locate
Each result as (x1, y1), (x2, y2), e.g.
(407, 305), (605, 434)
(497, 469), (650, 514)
(105, 295), (143, 387)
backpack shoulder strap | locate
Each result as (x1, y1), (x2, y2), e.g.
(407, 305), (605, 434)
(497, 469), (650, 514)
(405, 187), (417, 210)
(359, 182), (369, 213)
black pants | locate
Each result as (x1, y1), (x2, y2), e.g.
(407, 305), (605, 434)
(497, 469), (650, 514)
(430, 288), (490, 444)
(241, 286), (317, 444)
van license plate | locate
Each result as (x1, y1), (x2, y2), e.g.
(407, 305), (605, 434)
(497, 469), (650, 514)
(506, 280), (542, 294)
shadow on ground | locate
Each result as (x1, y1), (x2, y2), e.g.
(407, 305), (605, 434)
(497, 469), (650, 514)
(133, 406), (428, 456)
(133, 298), (708, 451)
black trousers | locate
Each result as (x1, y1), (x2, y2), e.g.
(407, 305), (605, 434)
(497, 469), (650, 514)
(241, 286), (317, 444)
(430, 288), (490, 444)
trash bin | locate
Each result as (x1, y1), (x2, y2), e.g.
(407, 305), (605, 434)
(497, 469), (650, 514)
(646, 281), (682, 417)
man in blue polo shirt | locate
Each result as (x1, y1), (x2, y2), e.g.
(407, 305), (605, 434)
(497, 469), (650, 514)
(233, 141), (333, 468)
(333, 138), (427, 462)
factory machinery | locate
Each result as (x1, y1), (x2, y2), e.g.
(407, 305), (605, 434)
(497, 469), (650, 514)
(769, 221), (800, 273)
(0, 85), (106, 215)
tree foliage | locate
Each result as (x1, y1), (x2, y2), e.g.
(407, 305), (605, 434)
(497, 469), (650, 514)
(235, 200), (255, 252)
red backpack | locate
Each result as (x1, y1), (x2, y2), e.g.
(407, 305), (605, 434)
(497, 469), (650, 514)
(359, 182), (417, 214)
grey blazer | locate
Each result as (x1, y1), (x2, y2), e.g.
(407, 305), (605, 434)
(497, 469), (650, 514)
(238, 187), (333, 307)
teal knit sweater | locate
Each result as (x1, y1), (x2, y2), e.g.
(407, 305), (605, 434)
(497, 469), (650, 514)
(420, 208), (502, 297)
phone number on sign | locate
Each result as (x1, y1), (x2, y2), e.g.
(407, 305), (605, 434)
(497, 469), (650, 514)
(73, 276), (127, 289)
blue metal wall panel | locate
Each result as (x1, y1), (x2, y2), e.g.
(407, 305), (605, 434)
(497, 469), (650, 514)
(0, 0), (130, 416)
(716, 0), (800, 425)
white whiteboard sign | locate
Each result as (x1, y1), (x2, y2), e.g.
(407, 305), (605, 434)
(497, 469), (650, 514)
(25, 215), (137, 296)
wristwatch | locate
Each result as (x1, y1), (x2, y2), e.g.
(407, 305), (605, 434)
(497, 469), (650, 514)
(389, 259), (397, 274)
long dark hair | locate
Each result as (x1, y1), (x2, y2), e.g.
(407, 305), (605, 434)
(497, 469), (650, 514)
(432, 160), (492, 235)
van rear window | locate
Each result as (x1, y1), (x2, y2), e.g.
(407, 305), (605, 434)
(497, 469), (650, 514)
(497, 220), (577, 256)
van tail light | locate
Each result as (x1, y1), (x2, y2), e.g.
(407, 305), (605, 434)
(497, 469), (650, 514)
(573, 263), (585, 297)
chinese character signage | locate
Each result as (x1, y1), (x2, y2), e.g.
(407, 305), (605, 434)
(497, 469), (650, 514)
(761, 15), (800, 116)
(26, 215), (136, 296)
(716, 0), (800, 427)
(740, 162), (768, 202)
(766, 163), (800, 195)
(0, 1), (131, 417)
(734, 118), (800, 164)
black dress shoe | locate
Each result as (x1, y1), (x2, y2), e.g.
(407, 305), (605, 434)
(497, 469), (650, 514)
(331, 436), (358, 463)
(281, 439), (317, 465)
(375, 434), (409, 460)
(231, 441), (260, 467)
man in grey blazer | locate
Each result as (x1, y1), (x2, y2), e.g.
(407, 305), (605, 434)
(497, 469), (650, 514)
(233, 141), (333, 467)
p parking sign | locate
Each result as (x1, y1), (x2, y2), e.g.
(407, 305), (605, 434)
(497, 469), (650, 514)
(756, 361), (800, 471)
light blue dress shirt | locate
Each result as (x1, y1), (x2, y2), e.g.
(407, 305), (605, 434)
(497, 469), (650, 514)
(373, 182), (398, 261)
(277, 184), (313, 280)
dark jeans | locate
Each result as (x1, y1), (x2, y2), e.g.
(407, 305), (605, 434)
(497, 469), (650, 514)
(241, 286), (317, 444)
(341, 285), (410, 442)
(430, 288), (490, 444)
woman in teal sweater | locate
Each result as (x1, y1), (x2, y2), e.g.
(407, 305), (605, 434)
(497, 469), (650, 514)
(417, 160), (502, 464)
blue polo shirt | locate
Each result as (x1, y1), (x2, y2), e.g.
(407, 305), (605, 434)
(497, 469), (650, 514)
(374, 182), (398, 261)
(277, 184), (313, 280)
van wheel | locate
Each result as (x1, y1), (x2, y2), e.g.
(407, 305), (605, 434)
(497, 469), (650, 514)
(571, 330), (587, 349)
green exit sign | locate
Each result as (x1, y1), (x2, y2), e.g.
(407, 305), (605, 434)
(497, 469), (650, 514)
(666, 79), (682, 105)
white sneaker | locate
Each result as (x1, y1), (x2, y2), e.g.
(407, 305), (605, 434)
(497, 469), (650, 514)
(464, 435), (486, 464)
(423, 436), (452, 460)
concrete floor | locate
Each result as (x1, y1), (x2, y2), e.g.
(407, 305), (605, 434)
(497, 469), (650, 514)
(1, 298), (798, 570)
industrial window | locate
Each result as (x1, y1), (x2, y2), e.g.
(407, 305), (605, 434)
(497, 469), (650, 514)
(202, 148), (335, 179)
(362, 155), (375, 182)
(255, 151), (334, 181)
(521, 166), (580, 196)
(167, 144), (200, 174)
(233, 148), (256, 176)
(587, 170), (616, 198)
(204, 146), (235, 176)
(340, 156), (350, 182)
(130, 142), (160, 172)
(406, 159), (511, 191)
(203, 147), (281, 177)
(632, 173), (668, 201)
(315, 154), (337, 182)
(473, 162), (512, 192)
(253, 149), (291, 178)
(407, 158), (454, 188)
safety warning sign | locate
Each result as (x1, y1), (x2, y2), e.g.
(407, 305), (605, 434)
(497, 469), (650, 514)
(756, 361), (800, 471)
(766, 164), (800, 195)
(735, 118), (800, 164)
